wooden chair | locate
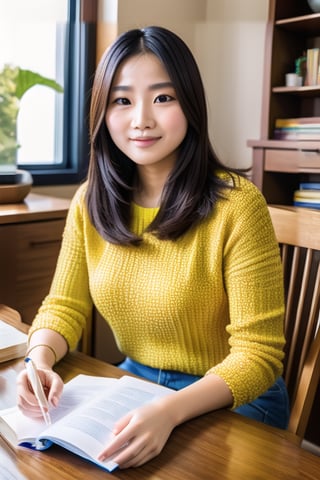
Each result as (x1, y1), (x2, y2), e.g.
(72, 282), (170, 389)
(268, 205), (320, 442)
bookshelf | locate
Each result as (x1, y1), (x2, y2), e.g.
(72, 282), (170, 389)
(248, 0), (320, 448)
(248, 0), (320, 205)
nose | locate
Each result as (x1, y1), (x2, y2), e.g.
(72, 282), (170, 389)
(131, 101), (155, 130)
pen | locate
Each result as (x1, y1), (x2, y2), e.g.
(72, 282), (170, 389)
(24, 357), (51, 425)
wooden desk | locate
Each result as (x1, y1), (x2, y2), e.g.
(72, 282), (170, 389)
(0, 193), (70, 225)
(1, 352), (320, 480)
(0, 194), (70, 326)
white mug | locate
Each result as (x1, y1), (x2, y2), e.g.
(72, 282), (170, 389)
(285, 73), (298, 87)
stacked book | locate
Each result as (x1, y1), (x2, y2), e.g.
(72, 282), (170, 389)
(274, 117), (320, 141)
(0, 319), (28, 362)
(294, 183), (320, 210)
(0, 304), (28, 362)
(305, 47), (320, 86)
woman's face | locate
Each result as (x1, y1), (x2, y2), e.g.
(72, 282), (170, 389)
(105, 53), (188, 172)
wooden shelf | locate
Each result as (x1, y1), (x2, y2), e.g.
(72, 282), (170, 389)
(248, 138), (320, 150)
(248, 1), (320, 447)
(276, 13), (320, 34)
(272, 85), (320, 95)
(249, 0), (320, 204)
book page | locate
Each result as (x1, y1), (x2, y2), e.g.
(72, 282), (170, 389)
(0, 375), (118, 448)
(37, 375), (174, 472)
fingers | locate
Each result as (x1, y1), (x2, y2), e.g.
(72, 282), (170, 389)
(16, 368), (63, 417)
(17, 377), (46, 420)
(17, 370), (39, 410)
(46, 373), (63, 407)
(98, 417), (168, 469)
(116, 437), (163, 469)
(112, 412), (131, 435)
(105, 432), (163, 469)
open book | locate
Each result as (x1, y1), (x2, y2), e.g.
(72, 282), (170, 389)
(0, 305), (29, 363)
(0, 373), (173, 472)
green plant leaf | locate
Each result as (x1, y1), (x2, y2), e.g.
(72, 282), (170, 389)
(15, 68), (63, 99)
(0, 65), (63, 165)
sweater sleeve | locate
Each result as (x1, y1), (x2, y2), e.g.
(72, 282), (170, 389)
(207, 177), (285, 408)
(28, 184), (92, 350)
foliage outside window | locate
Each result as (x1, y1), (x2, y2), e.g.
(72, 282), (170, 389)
(0, 0), (97, 185)
(0, 65), (63, 173)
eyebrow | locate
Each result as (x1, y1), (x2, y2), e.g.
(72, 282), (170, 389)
(111, 81), (174, 92)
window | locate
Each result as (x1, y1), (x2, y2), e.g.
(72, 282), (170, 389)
(0, 0), (97, 185)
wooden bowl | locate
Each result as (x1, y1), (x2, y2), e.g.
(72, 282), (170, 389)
(0, 170), (33, 204)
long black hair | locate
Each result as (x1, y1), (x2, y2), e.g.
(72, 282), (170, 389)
(86, 26), (243, 245)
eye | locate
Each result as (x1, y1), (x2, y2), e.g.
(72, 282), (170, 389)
(154, 94), (174, 103)
(113, 97), (131, 105)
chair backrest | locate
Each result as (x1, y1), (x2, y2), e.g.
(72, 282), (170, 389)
(268, 205), (320, 440)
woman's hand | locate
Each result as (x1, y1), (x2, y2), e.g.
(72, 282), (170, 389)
(17, 367), (64, 419)
(98, 374), (233, 469)
(98, 400), (176, 469)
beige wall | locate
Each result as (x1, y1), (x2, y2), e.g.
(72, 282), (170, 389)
(117, 0), (206, 50)
(96, 0), (206, 62)
(196, 0), (268, 168)
(35, 0), (268, 197)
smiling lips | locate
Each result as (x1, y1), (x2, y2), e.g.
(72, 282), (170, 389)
(130, 136), (161, 147)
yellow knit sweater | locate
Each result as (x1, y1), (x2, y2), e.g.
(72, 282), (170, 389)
(30, 175), (285, 408)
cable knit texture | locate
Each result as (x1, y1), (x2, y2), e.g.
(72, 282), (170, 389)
(29, 174), (285, 408)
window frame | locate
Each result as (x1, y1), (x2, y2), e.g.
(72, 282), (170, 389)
(19, 0), (97, 186)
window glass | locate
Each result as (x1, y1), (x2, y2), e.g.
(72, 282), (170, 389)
(0, 0), (67, 167)
(0, 0), (96, 184)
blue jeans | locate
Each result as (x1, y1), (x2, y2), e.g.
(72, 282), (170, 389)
(118, 357), (290, 430)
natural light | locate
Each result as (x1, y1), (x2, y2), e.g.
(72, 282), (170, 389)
(0, 0), (67, 165)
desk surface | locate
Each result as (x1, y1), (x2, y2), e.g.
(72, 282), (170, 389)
(1, 352), (320, 480)
(0, 193), (70, 224)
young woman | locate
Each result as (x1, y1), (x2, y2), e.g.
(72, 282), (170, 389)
(17, 26), (289, 469)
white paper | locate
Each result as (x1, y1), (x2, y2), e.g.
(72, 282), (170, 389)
(0, 374), (174, 472)
(0, 320), (27, 349)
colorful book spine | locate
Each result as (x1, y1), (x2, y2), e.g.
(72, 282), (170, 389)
(299, 183), (320, 190)
(275, 117), (320, 126)
(293, 201), (320, 209)
(293, 183), (320, 210)
(305, 48), (320, 86)
(274, 129), (320, 141)
(274, 117), (320, 140)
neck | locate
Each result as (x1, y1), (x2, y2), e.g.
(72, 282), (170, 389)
(133, 184), (162, 208)
(133, 167), (168, 208)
